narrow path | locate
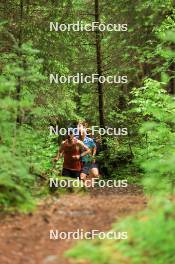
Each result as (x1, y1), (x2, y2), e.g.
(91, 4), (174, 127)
(0, 185), (146, 264)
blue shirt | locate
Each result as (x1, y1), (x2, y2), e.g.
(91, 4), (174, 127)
(81, 137), (96, 163)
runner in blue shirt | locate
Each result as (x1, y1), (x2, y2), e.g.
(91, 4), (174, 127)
(79, 130), (99, 181)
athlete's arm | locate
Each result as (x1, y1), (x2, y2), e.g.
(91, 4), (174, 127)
(91, 146), (96, 162)
(72, 140), (90, 160)
(53, 142), (64, 162)
(92, 141), (97, 157)
(91, 141), (97, 163)
(78, 140), (91, 157)
(92, 147), (96, 156)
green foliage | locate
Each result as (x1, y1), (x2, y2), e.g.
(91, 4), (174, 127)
(130, 28), (175, 193)
(0, 146), (35, 212)
(0, 40), (45, 212)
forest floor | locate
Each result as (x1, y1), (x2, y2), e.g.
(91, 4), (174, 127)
(0, 185), (146, 264)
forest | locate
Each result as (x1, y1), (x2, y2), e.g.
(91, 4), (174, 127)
(0, 0), (175, 263)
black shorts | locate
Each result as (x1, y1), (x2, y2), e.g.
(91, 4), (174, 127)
(62, 168), (80, 178)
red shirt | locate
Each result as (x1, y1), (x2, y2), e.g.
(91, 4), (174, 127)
(62, 138), (81, 171)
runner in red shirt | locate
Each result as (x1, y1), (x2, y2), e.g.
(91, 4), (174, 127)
(53, 131), (90, 178)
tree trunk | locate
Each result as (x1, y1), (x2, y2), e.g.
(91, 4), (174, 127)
(94, 0), (109, 176)
(94, 0), (105, 128)
(168, 62), (175, 94)
(16, 0), (24, 126)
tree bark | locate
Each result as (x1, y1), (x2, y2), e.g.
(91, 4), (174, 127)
(94, 0), (105, 128)
(16, 0), (24, 125)
(168, 62), (175, 94)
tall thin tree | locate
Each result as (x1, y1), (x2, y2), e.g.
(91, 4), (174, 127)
(94, 0), (105, 128)
(16, 0), (24, 125)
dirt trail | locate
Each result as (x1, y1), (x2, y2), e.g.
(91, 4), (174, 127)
(0, 185), (146, 264)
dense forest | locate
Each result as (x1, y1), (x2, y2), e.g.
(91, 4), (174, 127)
(0, 0), (175, 263)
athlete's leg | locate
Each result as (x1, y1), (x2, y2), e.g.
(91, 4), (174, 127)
(90, 167), (99, 178)
(80, 172), (87, 181)
(80, 163), (90, 181)
(89, 163), (99, 178)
